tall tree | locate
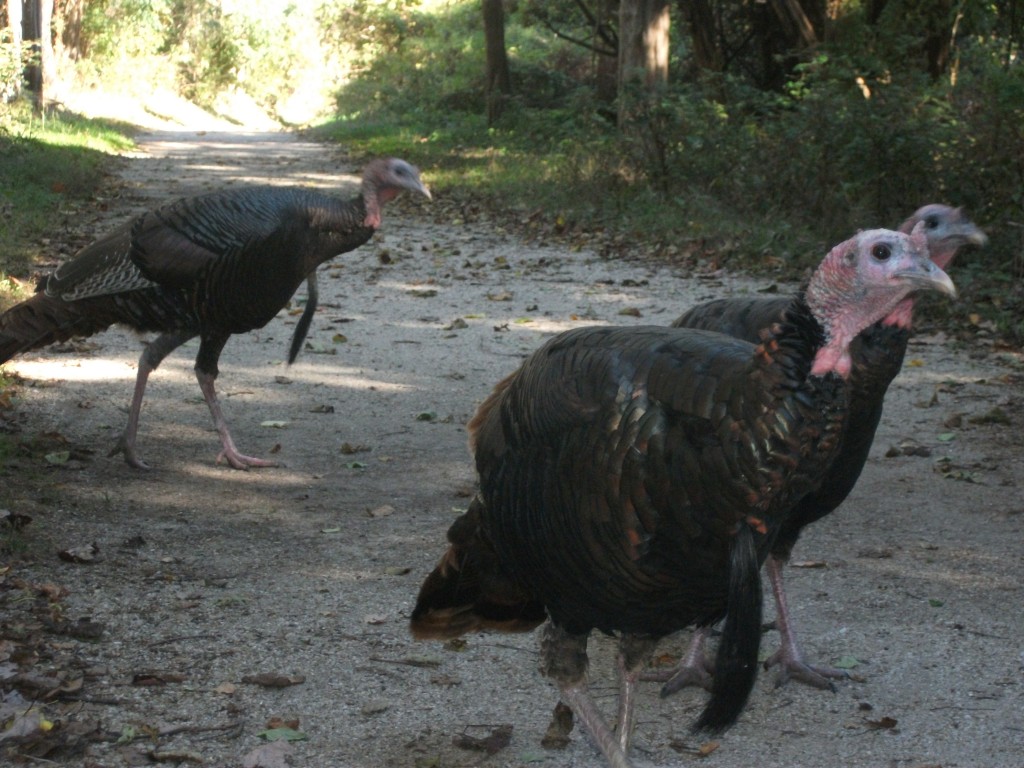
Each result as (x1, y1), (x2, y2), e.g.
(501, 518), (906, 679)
(483, 0), (512, 125)
(617, 0), (669, 125)
(20, 0), (55, 111)
(4, 0), (23, 100)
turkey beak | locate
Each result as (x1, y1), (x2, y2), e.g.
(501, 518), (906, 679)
(963, 225), (988, 247)
(412, 178), (432, 200)
(896, 261), (958, 299)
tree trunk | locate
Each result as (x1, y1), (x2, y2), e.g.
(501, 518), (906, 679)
(20, 0), (54, 111)
(617, 0), (669, 126)
(37, 0), (54, 111)
(681, 0), (723, 73)
(482, 0), (511, 125)
(593, 0), (618, 105)
(767, 0), (818, 47)
(5, 0), (23, 100)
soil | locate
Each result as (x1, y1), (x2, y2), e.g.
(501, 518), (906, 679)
(1, 101), (1023, 768)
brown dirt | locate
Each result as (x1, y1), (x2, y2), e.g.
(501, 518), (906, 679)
(1, 106), (1023, 768)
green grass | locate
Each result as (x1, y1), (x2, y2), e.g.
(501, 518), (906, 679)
(0, 101), (135, 281)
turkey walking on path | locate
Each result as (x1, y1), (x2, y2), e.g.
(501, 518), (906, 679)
(411, 227), (957, 768)
(0, 158), (430, 469)
(650, 205), (987, 696)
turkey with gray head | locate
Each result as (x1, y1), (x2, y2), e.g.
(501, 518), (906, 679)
(0, 158), (430, 469)
(411, 228), (956, 768)
(650, 205), (986, 696)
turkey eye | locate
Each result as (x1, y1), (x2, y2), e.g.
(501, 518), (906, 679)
(871, 244), (892, 261)
(925, 215), (939, 229)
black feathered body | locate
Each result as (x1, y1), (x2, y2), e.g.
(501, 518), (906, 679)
(0, 187), (373, 365)
(671, 296), (908, 561)
(414, 298), (848, 642)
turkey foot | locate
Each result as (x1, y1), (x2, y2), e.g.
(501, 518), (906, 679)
(216, 447), (278, 470)
(763, 556), (848, 690)
(108, 433), (152, 471)
(763, 643), (848, 690)
(198, 370), (277, 471)
(640, 627), (715, 696)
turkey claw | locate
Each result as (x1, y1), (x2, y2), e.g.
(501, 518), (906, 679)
(108, 437), (152, 470)
(658, 662), (714, 696)
(763, 651), (849, 691)
(216, 449), (277, 470)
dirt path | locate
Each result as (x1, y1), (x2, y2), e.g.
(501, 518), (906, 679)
(2, 126), (1023, 768)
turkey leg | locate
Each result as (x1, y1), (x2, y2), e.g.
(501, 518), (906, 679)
(640, 626), (715, 696)
(614, 635), (659, 753)
(195, 333), (276, 470)
(762, 555), (850, 689)
(109, 330), (195, 469)
(540, 623), (634, 768)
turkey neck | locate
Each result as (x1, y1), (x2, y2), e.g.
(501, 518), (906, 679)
(746, 294), (847, 542)
(302, 192), (377, 275)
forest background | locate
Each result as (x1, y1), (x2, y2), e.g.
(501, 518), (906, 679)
(1, 0), (1022, 344)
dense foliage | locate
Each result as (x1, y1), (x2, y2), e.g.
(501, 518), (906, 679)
(0, 0), (1020, 341)
(321, 0), (1023, 343)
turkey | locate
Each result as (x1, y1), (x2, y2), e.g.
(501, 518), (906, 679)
(650, 205), (986, 695)
(0, 158), (430, 469)
(411, 228), (956, 768)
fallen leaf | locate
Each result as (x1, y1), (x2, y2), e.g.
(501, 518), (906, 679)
(443, 318), (468, 331)
(833, 656), (861, 669)
(416, 411), (437, 422)
(44, 450), (71, 465)
(265, 717), (300, 730)
(364, 614), (388, 625)
(618, 307), (642, 317)
(241, 673), (305, 688)
(968, 407), (1011, 425)
(214, 682), (236, 695)
(487, 290), (513, 301)
(361, 700), (389, 716)
(310, 404), (335, 413)
(928, 598), (944, 607)
(791, 560), (827, 568)
(408, 288), (437, 298)
(332, 333), (348, 343)
(260, 421), (289, 429)
(697, 740), (721, 757)
(865, 716), (898, 730)
(132, 671), (186, 686)
(1, 509), (32, 530)
(368, 505), (394, 518)
(541, 701), (573, 749)
(58, 542), (100, 564)
(340, 442), (371, 454)
(452, 724), (513, 755)
(258, 727), (307, 742)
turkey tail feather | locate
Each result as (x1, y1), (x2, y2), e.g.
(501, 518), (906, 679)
(694, 523), (763, 731)
(410, 496), (546, 639)
(0, 292), (116, 363)
(287, 273), (318, 365)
